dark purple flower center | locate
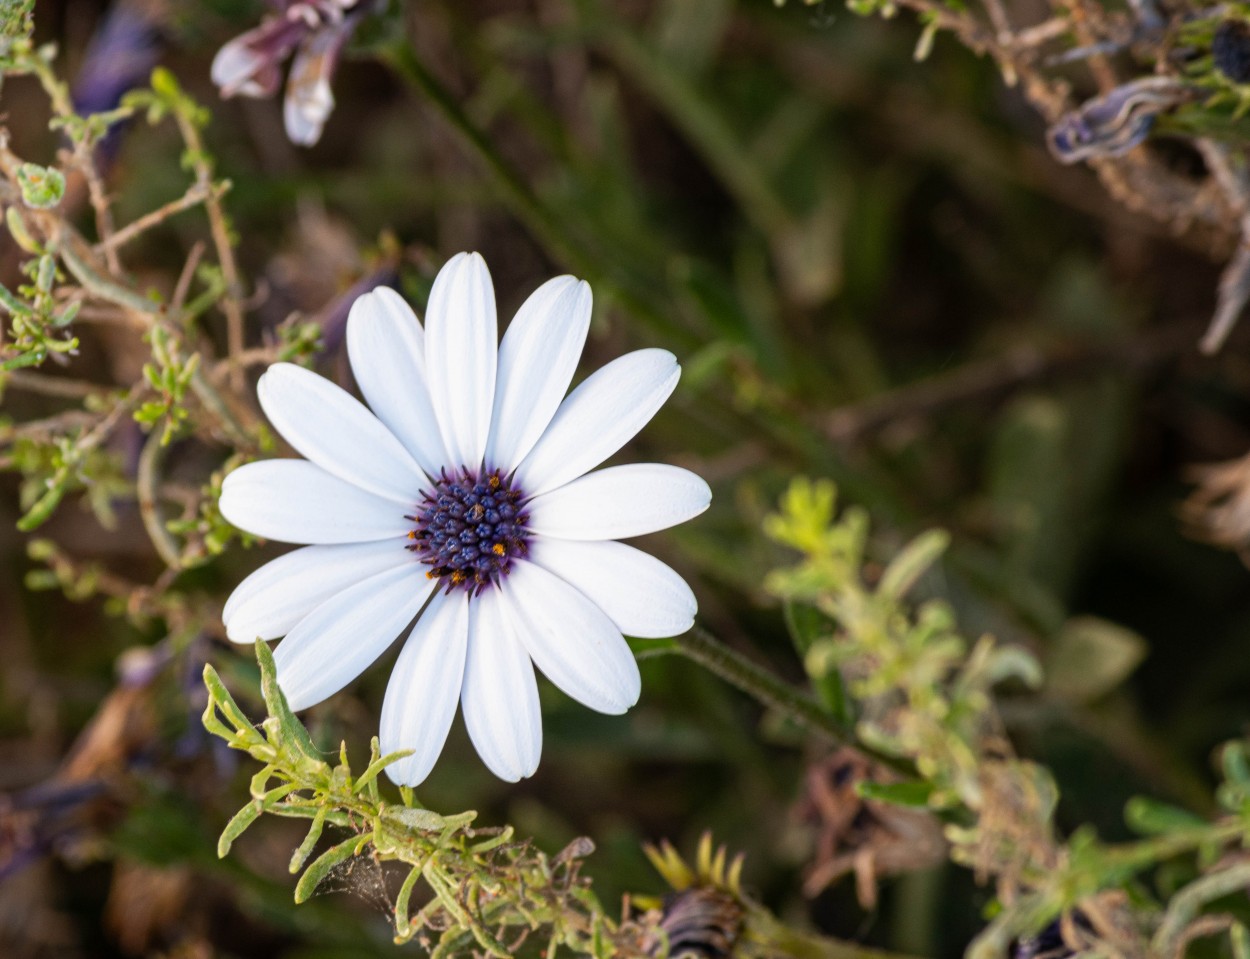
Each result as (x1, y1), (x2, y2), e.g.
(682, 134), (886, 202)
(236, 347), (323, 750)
(406, 468), (530, 595)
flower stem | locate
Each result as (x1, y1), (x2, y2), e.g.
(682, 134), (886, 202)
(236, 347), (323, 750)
(746, 908), (930, 959)
(663, 626), (914, 776)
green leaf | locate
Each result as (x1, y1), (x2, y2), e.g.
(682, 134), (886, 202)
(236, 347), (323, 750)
(16, 162), (64, 209)
(877, 528), (949, 599)
(53, 299), (79, 327)
(149, 66), (183, 101)
(385, 806), (472, 833)
(1225, 742), (1250, 786)
(1231, 922), (1250, 959)
(1124, 796), (1208, 836)
(2, 349), (46, 371)
(1044, 616), (1146, 703)
(856, 780), (935, 807)
(16, 480), (65, 531)
(0, 281), (30, 314)
(985, 645), (1044, 690)
(5, 205), (39, 253)
(289, 806), (329, 874)
(217, 800), (263, 857)
(255, 638), (322, 762)
(393, 865), (424, 942)
(783, 600), (851, 722)
(783, 600), (830, 656)
(354, 739), (413, 795)
(201, 663), (254, 735)
(294, 835), (360, 903)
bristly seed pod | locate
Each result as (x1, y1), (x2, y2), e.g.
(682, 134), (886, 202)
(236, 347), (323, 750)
(1214, 21), (1250, 84)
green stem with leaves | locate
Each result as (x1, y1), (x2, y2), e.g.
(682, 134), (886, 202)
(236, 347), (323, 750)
(642, 625), (915, 776)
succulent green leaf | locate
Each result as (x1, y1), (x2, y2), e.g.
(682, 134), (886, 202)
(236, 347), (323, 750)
(16, 162), (65, 209)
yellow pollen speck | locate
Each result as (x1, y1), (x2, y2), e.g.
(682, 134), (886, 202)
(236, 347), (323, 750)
(407, 531), (416, 539)
(489, 475), (501, 489)
(492, 543), (506, 556)
(451, 570), (466, 584)
(425, 570), (438, 579)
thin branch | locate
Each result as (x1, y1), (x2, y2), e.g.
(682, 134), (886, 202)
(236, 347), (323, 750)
(1197, 141), (1250, 354)
(172, 242), (206, 314)
(137, 432), (183, 570)
(822, 328), (1190, 444)
(169, 113), (247, 390)
(3, 369), (113, 400)
(99, 183), (217, 253)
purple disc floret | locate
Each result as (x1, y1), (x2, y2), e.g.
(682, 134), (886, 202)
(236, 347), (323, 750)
(407, 468), (530, 595)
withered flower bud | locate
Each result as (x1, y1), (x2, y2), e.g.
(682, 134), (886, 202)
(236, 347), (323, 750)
(1046, 77), (1192, 164)
(211, 0), (370, 146)
(644, 887), (744, 959)
(1214, 21), (1250, 84)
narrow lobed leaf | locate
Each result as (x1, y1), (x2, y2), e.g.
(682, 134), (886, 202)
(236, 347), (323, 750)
(293, 835), (359, 904)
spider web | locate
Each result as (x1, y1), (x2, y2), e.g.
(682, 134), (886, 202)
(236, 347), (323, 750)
(305, 851), (400, 920)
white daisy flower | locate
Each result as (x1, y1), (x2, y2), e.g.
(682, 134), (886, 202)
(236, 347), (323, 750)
(219, 252), (711, 786)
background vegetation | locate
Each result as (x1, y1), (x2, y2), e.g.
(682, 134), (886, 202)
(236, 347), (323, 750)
(5, 0), (1250, 956)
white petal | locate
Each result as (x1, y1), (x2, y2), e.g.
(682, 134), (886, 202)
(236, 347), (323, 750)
(500, 561), (640, 714)
(220, 460), (412, 544)
(211, 39), (265, 96)
(516, 349), (679, 496)
(381, 591), (470, 786)
(224, 541), (414, 642)
(273, 564), (435, 711)
(527, 539), (696, 639)
(258, 362), (427, 501)
(283, 74), (332, 146)
(460, 589), (542, 781)
(283, 33), (335, 146)
(346, 288), (451, 477)
(525, 464), (711, 541)
(424, 252), (497, 469)
(486, 277), (590, 471)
